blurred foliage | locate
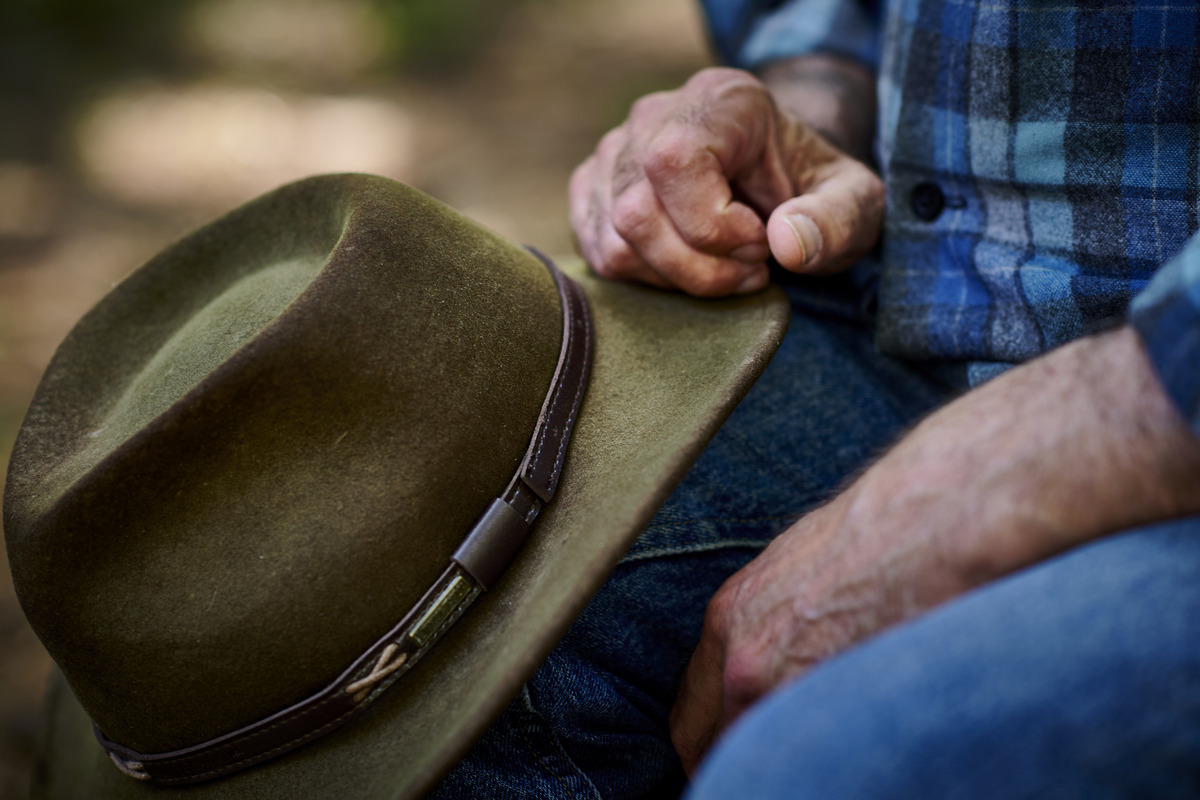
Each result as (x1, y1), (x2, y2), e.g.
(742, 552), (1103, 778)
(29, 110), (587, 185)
(0, 0), (539, 157)
(0, 0), (184, 85)
(0, 0), (187, 158)
(371, 0), (523, 70)
(0, 0), (538, 85)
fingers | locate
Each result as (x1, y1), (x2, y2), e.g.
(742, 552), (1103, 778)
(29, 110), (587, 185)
(610, 167), (771, 297)
(570, 152), (672, 290)
(766, 156), (884, 274)
(671, 577), (785, 777)
(635, 96), (773, 259)
(669, 518), (831, 775)
(570, 128), (771, 296)
(569, 72), (781, 296)
(670, 615), (727, 776)
(569, 66), (885, 294)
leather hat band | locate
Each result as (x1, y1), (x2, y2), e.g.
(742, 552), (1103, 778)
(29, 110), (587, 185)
(95, 250), (594, 785)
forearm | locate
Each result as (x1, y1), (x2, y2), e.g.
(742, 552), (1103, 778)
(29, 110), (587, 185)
(671, 326), (1200, 771)
(846, 325), (1200, 592)
(759, 55), (876, 164)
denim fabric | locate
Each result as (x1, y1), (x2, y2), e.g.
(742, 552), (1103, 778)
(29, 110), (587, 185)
(431, 277), (964, 799)
(688, 516), (1200, 799)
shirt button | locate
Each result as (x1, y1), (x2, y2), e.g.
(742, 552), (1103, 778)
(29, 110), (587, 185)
(910, 182), (945, 221)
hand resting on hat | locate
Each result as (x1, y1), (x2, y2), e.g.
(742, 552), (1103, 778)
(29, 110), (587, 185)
(567, 60), (883, 297)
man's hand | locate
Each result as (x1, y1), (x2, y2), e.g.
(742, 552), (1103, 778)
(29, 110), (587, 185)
(568, 65), (883, 296)
(670, 327), (1200, 774)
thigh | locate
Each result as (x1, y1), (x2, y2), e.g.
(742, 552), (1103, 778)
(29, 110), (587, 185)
(434, 284), (963, 799)
(626, 279), (963, 564)
(689, 516), (1200, 800)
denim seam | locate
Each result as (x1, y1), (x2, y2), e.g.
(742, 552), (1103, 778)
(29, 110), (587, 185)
(620, 538), (775, 564)
(645, 513), (799, 531)
(517, 685), (604, 800)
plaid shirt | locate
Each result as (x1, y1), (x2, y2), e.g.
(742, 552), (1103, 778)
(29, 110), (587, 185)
(700, 0), (1200, 434)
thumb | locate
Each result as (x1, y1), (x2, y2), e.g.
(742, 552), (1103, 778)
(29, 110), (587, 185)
(766, 158), (884, 274)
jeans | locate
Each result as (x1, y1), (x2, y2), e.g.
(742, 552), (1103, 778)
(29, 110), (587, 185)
(688, 516), (1200, 799)
(435, 274), (1200, 798)
(432, 274), (964, 799)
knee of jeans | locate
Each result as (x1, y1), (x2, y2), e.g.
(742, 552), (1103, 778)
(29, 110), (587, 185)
(689, 521), (1200, 800)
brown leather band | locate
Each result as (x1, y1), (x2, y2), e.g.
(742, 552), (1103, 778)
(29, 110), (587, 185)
(95, 251), (594, 785)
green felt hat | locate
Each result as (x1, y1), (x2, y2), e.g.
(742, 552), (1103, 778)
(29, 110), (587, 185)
(4, 174), (787, 799)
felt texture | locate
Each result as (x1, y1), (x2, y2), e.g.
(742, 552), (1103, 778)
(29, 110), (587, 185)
(7, 175), (789, 799)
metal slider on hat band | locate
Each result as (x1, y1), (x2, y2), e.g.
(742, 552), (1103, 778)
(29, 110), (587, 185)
(95, 250), (593, 785)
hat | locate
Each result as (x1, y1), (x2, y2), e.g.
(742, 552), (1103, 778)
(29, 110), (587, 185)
(4, 174), (788, 798)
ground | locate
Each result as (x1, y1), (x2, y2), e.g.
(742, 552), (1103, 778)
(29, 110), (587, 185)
(0, 1), (711, 793)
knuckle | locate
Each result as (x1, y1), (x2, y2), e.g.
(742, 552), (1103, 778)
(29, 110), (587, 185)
(568, 157), (592, 193)
(629, 91), (668, 119)
(678, 262), (743, 298)
(595, 126), (627, 158)
(721, 647), (771, 707)
(687, 68), (771, 115)
(594, 239), (641, 281)
(642, 138), (699, 180)
(686, 66), (756, 92)
(857, 167), (886, 208)
(704, 581), (739, 631)
(609, 191), (655, 239)
(864, 167), (885, 195)
(683, 217), (727, 252)
(866, 178), (886, 219)
(838, 158), (885, 205)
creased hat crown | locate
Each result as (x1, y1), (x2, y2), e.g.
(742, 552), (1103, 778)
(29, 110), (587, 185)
(11, 174), (791, 799)
(4, 174), (564, 753)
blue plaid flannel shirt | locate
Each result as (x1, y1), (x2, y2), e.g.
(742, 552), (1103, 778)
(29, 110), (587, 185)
(699, 0), (1200, 436)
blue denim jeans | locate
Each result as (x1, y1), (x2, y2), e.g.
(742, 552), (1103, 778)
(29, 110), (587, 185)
(433, 273), (1200, 798)
(432, 274), (965, 799)
(688, 515), (1200, 799)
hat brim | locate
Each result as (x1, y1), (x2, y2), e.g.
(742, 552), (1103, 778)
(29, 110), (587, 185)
(35, 255), (789, 799)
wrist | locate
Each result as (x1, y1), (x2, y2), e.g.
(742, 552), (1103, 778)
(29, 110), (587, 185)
(758, 55), (877, 163)
(850, 327), (1200, 589)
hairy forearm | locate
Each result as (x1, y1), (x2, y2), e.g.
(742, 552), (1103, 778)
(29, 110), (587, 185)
(670, 326), (1200, 770)
(759, 55), (877, 163)
(846, 325), (1200, 590)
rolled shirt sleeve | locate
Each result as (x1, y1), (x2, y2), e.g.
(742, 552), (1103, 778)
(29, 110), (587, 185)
(699, 0), (881, 71)
(1129, 232), (1200, 437)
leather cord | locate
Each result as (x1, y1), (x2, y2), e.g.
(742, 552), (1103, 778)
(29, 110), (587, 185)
(95, 251), (594, 785)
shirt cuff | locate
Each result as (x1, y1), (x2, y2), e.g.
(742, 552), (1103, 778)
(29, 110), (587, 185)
(1129, 232), (1200, 436)
(701, 0), (881, 71)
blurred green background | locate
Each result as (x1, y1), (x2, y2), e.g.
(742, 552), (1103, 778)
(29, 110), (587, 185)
(0, 0), (712, 794)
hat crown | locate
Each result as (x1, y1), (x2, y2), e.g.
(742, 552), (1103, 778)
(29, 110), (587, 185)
(4, 175), (563, 752)
(49, 252), (327, 504)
